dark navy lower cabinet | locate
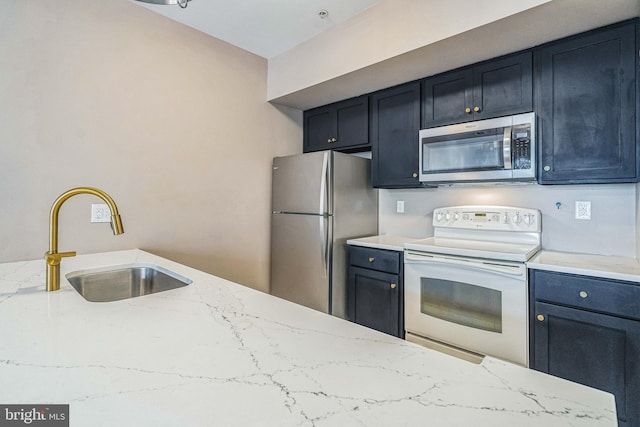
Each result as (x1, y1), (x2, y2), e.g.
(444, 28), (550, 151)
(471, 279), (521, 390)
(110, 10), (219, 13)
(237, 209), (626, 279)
(347, 246), (404, 338)
(530, 269), (640, 427)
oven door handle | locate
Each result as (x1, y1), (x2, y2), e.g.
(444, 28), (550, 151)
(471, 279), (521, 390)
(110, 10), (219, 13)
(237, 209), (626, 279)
(405, 251), (525, 277)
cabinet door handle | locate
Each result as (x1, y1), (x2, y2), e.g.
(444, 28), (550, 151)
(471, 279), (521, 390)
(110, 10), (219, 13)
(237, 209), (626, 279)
(465, 107), (472, 114)
(331, 137), (337, 143)
(390, 283), (397, 289)
(579, 291), (588, 298)
(473, 106), (481, 113)
(327, 138), (332, 143)
(368, 257), (375, 262)
(544, 165), (551, 172)
(412, 173), (418, 178)
(537, 314), (545, 321)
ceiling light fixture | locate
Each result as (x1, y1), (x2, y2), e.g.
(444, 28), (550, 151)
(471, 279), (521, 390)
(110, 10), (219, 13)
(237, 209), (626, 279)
(134, 0), (191, 9)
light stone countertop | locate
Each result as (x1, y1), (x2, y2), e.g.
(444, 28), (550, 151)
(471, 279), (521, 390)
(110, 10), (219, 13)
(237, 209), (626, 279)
(528, 250), (640, 284)
(350, 234), (640, 284)
(346, 235), (420, 251)
(0, 249), (616, 426)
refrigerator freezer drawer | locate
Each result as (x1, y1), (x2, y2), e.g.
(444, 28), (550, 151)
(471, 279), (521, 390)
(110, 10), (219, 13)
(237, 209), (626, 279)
(270, 212), (332, 314)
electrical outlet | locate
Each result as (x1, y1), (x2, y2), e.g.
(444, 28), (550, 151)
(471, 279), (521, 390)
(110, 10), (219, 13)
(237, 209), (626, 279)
(396, 200), (405, 214)
(575, 201), (591, 220)
(91, 204), (111, 223)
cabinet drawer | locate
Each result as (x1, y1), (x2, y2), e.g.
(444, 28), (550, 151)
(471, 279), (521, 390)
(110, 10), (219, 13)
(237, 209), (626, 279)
(532, 270), (640, 321)
(349, 246), (400, 274)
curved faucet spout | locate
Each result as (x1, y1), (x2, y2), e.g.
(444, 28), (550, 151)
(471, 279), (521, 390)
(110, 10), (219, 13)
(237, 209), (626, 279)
(45, 187), (124, 291)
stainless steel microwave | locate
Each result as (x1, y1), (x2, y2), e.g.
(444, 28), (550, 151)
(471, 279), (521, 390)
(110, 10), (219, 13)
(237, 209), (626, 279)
(419, 112), (536, 184)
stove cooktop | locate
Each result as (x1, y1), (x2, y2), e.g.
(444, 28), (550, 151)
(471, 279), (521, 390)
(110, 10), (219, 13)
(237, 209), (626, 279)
(404, 236), (540, 263)
(405, 206), (542, 262)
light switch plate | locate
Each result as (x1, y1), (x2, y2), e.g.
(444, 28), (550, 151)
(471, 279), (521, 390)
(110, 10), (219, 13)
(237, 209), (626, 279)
(396, 200), (405, 213)
(91, 204), (111, 223)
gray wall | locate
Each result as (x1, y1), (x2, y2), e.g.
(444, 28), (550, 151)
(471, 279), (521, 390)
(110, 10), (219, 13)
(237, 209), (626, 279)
(380, 184), (636, 257)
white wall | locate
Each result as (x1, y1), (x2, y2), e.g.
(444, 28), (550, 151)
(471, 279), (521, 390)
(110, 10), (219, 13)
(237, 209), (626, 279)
(268, 0), (550, 103)
(269, 0), (640, 109)
(0, 1), (302, 292)
(379, 184), (636, 257)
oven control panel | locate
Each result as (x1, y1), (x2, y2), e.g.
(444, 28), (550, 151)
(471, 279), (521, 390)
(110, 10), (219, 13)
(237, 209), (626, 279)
(432, 205), (541, 232)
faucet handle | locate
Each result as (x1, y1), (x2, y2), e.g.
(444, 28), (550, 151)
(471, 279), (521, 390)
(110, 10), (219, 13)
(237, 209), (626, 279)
(44, 251), (77, 266)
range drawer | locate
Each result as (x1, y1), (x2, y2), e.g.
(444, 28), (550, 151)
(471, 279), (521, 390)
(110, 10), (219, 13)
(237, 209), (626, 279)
(531, 270), (640, 321)
(349, 246), (400, 274)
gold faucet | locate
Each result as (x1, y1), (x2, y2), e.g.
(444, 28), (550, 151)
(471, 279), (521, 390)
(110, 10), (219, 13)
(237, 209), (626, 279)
(45, 187), (124, 291)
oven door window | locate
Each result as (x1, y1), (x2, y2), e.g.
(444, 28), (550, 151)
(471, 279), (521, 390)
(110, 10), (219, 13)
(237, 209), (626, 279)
(422, 129), (504, 174)
(420, 277), (502, 333)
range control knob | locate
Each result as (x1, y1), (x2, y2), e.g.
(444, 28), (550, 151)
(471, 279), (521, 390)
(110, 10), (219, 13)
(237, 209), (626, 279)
(492, 214), (499, 222)
(435, 211), (444, 222)
(444, 211), (451, 221)
(523, 214), (535, 226)
(463, 213), (469, 220)
(512, 212), (522, 224)
(453, 212), (460, 220)
(502, 213), (509, 224)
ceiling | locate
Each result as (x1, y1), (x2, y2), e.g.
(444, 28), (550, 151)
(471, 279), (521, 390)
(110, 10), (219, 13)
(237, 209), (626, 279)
(131, 0), (381, 59)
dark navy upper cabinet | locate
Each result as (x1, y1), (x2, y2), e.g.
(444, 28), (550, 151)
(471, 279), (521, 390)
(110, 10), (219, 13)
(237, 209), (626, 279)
(422, 51), (533, 128)
(371, 82), (422, 188)
(421, 68), (472, 128)
(302, 19), (638, 185)
(536, 21), (639, 184)
(303, 95), (369, 153)
(530, 269), (640, 427)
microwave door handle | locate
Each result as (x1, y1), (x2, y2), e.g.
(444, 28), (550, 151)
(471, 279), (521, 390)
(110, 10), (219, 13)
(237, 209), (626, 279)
(503, 126), (512, 169)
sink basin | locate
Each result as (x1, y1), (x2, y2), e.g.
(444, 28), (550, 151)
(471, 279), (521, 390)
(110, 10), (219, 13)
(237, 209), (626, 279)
(65, 263), (192, 302)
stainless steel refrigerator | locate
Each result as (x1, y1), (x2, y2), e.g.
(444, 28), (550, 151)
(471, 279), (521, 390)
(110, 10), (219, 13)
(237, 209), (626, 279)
(270, 151), (378, 319)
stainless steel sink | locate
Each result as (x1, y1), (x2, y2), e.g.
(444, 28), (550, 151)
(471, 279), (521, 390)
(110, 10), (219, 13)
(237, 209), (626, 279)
(65, 263), (192, 302)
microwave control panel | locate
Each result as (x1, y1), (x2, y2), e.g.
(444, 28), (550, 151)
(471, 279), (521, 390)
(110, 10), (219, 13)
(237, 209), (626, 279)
(512, 124), (532, 170)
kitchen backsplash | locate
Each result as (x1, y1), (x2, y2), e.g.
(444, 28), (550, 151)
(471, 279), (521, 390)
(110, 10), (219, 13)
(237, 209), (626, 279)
(379, 183), (636, 257)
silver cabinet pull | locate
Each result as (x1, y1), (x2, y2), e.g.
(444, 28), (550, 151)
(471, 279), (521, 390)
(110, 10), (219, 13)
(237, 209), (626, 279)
(579, 291), (588, 298)
(368, 257), (375, 262)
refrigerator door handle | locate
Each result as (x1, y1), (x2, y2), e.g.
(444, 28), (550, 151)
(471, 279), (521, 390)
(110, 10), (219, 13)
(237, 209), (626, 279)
(319, 152), (330, 278)
(319, 151), (329, 215)
(319, 214), (328, 276)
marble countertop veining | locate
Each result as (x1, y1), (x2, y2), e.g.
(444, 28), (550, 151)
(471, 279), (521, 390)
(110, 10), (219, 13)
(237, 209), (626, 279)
(0, 249), (616, 426)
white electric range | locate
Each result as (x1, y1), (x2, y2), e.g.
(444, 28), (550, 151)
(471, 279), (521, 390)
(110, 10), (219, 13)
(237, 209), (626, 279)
(404, 205), (541, 366)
